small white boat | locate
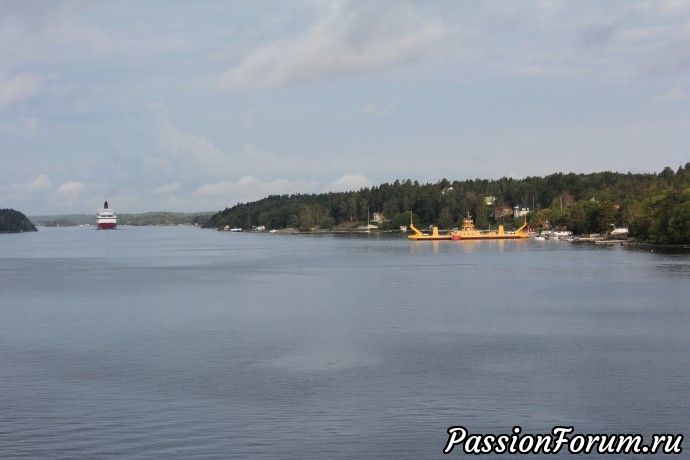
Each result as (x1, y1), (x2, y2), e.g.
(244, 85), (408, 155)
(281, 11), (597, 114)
(609, 225), (629, 240)
(553, 230), (573, 239)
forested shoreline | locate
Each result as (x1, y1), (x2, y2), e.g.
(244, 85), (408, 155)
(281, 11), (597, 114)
(204, 165), (690, 245)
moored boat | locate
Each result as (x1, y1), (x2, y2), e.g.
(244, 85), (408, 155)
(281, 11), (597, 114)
(609, 225), (629, 240)
(96, 201), (117, 230)
(451, 213), (529, 241)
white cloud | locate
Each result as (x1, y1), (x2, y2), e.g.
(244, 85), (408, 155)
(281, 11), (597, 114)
(324, 173), (372, 192)
(154, 108), (227, 167)
(0, 1), (196, 72)
(20, 174), (52, 192)
(641, 23), (690, 77)
(0, 174), (51, 194)
(193, 180), (246, 198)
(55, 181), (85, 194)
(617, 28), (653, 44)
(362, 97), (401, 114)
(659, 0), (690, 15)
(140, 154), (175, 181)
(220, 1), (448, 87)
(0, 110), (40, 133)
(0, 175), (53, 210)
(0, 73), (42, 109)
(578, 21), (616, 47)
(37, 180), (91, 213)
(152, 182), (181, 194)
(654, 86), (687, 102)
(121, 106), (235, 185)
(235, 142), (311, 175)
(193, 176), (318, 207)
(138, 108), (333, 184)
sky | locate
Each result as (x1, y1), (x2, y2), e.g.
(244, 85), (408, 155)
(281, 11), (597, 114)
(1, 0), (690, 215)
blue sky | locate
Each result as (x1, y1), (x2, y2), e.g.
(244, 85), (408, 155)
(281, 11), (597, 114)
(2, 0), (689, 215)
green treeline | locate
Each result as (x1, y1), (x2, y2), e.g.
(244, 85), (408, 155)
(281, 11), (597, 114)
(32, 212), (213, 227)
(118, 212), (212, 226)
(203, 164), (690, 244)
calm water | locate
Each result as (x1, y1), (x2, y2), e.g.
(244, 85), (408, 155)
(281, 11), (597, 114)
(1, 227), (688, 459)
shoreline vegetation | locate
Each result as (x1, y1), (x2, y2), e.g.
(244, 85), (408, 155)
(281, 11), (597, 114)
(5, 165), (690, 246)
(204, 165), (690, 246)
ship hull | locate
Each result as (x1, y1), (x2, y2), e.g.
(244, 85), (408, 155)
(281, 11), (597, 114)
(97, 222), (117, 230)
(609, 228), (629, 240)
(451, 234), (528, 240)
(408, 235), (452, 240)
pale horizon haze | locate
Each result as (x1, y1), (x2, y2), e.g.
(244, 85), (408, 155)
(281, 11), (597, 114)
(2, 0), (689, 215)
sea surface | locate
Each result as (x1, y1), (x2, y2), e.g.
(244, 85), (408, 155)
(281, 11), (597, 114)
(1, 226), (688, 459)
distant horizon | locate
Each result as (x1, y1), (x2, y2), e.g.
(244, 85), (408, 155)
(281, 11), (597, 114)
(27, 210), (217, 218)
(18, 164), (681, 218)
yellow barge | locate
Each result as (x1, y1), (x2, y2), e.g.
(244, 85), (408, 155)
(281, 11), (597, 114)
(451, 213), (529, 240)
(407, 212), (529, 241)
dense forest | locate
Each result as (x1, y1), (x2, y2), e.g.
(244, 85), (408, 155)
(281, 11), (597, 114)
(0, 209), (38, 233)
(203, 164), (690, 244)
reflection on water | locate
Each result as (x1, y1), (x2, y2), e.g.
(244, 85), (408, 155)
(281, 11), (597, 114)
(1, 227), (689, 459)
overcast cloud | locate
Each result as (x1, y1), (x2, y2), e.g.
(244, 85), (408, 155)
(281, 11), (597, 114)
(1, 0), (689, 215)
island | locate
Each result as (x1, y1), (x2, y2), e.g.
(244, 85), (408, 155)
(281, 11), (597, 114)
(0, 209), (38, 233)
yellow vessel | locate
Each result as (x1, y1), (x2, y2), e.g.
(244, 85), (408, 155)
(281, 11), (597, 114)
(407, 213), (452, 240)
(451, 213), (529, 241)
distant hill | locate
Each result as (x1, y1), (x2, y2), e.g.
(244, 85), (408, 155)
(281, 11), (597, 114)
(30, 214), (93, 226)
(0, 209), (38, 233)
(118, 212), (214, 226)
(31, 212), (214, 227)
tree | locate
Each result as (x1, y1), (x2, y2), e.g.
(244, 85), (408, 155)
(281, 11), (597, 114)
(596, 201), (618, 234)
(390, 211), (411, 230)
(566, 203), (588, 235)
(340, 195), (358, 224)
(474, 203), (490, 229)
(438, 206), (454, 229)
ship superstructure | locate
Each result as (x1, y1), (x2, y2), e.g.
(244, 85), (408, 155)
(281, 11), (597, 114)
(96, 201), (117, 230)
